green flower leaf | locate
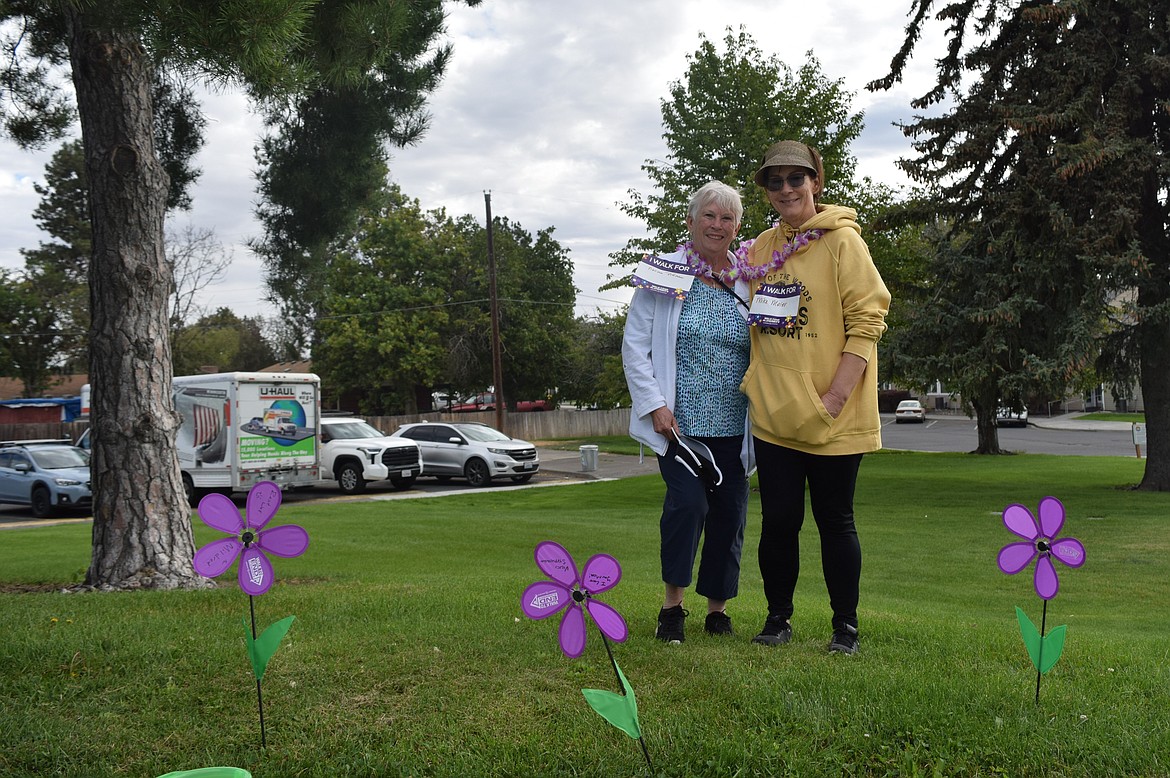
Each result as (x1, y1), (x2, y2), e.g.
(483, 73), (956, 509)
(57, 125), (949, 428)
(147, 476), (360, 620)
(243, 615), (296, 681)
(581, 660), (641, 739)
(1014, 607), (1066, 674)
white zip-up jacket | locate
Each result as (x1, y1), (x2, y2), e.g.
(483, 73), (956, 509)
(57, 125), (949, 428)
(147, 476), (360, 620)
(621, 248), (755, 473)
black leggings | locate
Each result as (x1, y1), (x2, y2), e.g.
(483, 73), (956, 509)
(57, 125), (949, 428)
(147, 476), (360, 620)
(754, 437), (863, 631)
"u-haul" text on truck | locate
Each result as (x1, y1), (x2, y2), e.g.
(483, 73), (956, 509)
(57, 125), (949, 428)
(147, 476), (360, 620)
(173, 372), (320, 500)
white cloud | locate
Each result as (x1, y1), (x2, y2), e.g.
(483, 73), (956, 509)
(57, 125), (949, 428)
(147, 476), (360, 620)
(0, 0), (947, 320)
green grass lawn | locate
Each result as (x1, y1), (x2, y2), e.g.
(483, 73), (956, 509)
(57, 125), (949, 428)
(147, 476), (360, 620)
(2, 451), (1168, 777)
(1078, 412), (1145, 423)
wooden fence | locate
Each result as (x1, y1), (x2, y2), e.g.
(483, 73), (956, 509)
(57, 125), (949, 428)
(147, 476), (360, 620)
(0, 421), (87, 444)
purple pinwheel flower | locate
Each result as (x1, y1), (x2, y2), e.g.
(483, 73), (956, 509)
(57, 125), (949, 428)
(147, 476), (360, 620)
(997, 496), (1085, 600)
(520, 540), (628, 658)
(193, 481), (309, 596)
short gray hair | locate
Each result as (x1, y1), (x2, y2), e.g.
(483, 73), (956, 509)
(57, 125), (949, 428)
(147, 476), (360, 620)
(687, 181), (744, 224)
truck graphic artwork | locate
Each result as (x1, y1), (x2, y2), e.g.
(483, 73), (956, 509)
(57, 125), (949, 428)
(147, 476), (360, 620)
(174, 387), (229, 466)
(239, 399), (314, 444)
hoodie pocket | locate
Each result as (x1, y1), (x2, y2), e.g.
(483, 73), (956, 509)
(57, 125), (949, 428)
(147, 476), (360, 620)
(742, 362), (834, 446)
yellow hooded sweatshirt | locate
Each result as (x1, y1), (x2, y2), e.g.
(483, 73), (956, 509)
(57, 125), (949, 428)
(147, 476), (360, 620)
(740, 204), (891, 455)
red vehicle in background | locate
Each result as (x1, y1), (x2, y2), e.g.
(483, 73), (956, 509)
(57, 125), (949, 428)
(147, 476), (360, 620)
(449, 392), (555, 412)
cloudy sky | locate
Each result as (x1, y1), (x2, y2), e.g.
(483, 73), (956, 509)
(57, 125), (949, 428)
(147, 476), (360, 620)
(0, 1), (946, 322)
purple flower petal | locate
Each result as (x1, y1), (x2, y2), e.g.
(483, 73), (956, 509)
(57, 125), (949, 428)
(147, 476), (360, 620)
(246, 481), (283, 530)
(581, 553), (621, 595)
(197, 492), (244, 534)
(258, 524), (309, 558)
(1050, 537), (1086, 569)
(238, 546), (274, 596)
(521, 581), (572, 620)
(534, 541), (578, 588)
(586, 598), (628, 643)
(998, 541), (1038, 575)
(193, 537), (242, 578)
(1038, 496), (1065, 539)
(1034, 554), (1059, 600)
(1002, 503), (1039, 541)
(558, 604), (587, 658)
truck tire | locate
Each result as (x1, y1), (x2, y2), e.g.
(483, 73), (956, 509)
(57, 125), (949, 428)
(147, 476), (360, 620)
(463, 458), (491, 488)
(181, 473), (199, 506)
(31, 486), (55, 518)
(337, 461), (367, 494)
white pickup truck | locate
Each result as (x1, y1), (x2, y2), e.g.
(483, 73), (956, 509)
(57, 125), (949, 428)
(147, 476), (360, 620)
(319, 415), (422, 493)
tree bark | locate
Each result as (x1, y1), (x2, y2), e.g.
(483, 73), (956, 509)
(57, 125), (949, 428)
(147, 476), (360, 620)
(65, 7), (204, 589)
(1137, 290), (1170, 491)
(972, 398), (1004, 455)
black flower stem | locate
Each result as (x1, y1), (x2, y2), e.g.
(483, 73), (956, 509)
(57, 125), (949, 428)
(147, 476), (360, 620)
(1034, 599), (1048, 705)
(597, 628), (652, 773)
(249, 594), (267, 748)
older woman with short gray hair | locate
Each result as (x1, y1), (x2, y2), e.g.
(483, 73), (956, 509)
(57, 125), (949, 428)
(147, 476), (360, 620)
(622, 180), (754, 643)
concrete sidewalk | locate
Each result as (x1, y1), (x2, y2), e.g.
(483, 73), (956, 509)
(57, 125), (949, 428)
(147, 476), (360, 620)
(535, 444), (659, 481)
(1018, 413), (1134, 432)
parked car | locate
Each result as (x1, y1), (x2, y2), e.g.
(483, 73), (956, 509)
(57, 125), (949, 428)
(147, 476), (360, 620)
(996, 406), (1029, 428)
(391, 421), (540, 487)
(894, 399), (927, 424)
(0, 439), (92, 517)
(449, 392), (556, 412)
(319, 416), (422, 494)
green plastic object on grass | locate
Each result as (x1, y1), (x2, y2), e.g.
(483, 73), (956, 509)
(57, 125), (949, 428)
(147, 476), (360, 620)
(156, 769), (251, 778)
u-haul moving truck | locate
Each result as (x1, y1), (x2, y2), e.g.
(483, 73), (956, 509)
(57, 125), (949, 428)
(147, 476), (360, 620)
(173, 372), (320, 498)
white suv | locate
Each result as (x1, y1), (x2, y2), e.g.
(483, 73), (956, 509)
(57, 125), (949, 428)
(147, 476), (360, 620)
(319, 416), (422, 494)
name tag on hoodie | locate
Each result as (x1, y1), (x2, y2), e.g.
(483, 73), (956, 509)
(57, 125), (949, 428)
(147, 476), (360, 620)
(631, 255), (694, 300)
(748, 283), (801, 327)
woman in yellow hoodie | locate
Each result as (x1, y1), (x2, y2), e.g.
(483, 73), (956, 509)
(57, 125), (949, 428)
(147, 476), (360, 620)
(740, 141), (890, 655)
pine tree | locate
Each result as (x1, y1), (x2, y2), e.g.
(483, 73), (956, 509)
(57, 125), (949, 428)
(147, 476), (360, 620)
(872, 0), (1170, 487)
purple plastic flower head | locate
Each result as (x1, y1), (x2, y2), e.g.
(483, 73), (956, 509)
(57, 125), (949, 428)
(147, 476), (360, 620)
(997, 496), (1085, 600)
(193, 481), (309, 596)
(520, 540), (628, 658)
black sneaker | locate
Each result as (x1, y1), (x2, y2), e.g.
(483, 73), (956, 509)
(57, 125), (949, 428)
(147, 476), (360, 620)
(704, 610), (733, 636)
(656, 605), (688, 643)
(829, 624), (860, 655)
(751, 615), (792, 646)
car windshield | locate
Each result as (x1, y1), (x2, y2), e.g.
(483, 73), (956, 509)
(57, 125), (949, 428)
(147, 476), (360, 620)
(324, 421), (384, 439)
(454, 424), (512, 442)
(898, 401), (920, 409)
(30, 447), (90, 469)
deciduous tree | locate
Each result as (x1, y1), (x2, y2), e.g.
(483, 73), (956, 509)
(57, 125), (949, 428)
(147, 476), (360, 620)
(608, 27), (865, 285)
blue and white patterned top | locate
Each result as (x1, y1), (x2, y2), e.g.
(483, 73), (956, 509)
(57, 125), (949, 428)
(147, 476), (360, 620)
(674, 281), (750, 437)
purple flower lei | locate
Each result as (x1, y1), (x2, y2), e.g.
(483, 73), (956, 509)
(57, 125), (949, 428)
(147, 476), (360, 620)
(682, 228), (824, 283)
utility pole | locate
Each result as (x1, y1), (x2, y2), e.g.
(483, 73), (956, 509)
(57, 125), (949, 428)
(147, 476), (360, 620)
(485, 191), (505, 434)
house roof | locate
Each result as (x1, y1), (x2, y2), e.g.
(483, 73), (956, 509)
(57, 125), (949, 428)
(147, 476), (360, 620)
(259, 360), (313, 373)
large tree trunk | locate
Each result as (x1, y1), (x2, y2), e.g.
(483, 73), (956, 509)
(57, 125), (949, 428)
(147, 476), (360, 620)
(971, 397), (1004, 455)
(1137, 291), (1170, 491)
(66, 8), (203, 589)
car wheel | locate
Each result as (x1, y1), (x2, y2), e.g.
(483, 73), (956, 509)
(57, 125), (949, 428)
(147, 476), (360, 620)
(464, 458), (491, 488)
(435, 475), (452, 483)
(895, 419), (903, 424)
(31, 486), (55, 518)
(337, 462), (367, 494)
(511, 474), (534, 484)
(390, 476), (416, 491)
